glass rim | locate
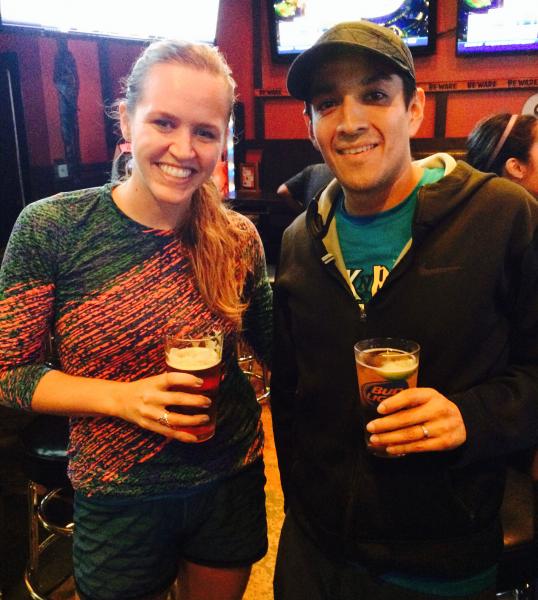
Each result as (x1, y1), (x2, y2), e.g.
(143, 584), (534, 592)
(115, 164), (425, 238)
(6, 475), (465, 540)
(354, 337), (420, 354)
(165, 330), (223, 341)
(163, 323), (223, 342)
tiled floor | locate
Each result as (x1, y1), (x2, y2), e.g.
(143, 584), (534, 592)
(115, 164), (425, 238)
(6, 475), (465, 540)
(244, 402), (284, 600)
(0, 402), (284, 600)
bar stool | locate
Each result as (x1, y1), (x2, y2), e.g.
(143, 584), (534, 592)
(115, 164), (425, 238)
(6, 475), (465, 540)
(496, 453), (538, 599)
(20, 414), (73, 600)
(237, 340), (270, 402)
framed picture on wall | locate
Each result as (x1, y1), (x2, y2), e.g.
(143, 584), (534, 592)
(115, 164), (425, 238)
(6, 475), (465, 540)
(239, 162), (259, 192)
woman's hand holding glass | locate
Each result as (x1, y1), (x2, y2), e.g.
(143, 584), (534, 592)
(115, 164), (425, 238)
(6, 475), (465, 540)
(117, 372), (212, 443)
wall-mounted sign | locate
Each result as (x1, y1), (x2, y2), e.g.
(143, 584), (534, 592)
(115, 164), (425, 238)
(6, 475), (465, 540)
(255, 77), (537, 98)
(422, 78), (538, 93)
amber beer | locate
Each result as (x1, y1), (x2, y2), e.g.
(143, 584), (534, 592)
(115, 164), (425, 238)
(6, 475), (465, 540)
(164, 325), (223, 442)
(354, 338), (420, 457)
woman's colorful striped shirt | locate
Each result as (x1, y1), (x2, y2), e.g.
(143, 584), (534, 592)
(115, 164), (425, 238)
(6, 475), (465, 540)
(0, 184), (272, 497)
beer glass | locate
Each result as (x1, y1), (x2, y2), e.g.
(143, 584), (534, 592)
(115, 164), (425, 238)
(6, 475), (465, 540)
(164, 321), (224, 442)
(354, 338), (420, 457)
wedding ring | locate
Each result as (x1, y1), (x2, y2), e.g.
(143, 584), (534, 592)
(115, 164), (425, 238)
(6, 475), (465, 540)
(158, 411), (170, 427)
(420, 424), (430, 439)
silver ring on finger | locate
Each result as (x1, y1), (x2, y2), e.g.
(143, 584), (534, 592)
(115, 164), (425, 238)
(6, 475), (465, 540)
(158, 411), (170, 428)
(420, 424), (431, 439)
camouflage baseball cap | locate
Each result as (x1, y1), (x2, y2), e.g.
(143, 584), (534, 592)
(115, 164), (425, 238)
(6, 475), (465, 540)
(287, 20), (416, 101)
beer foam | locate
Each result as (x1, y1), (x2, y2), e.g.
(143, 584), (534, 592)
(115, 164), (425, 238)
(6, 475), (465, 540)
(166, 346), (220, 371)
(375, 357), (417, 377)
(360, 348), (418, 380)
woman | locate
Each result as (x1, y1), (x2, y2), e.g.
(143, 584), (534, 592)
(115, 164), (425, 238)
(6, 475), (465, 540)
(0, 40), (272, 600)
(466, 112), (538, 198)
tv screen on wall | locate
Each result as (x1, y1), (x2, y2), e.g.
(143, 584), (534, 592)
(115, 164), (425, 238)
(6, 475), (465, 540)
(0, 0), (221, 44)
(268, 0), (436, 62)
(456, 0), (538, 56)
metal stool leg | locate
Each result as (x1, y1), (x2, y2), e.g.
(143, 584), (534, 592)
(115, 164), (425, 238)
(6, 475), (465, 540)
(24, 481), (74, 600)
(25, 481), (44, 600)
(237, 346), (270, 403)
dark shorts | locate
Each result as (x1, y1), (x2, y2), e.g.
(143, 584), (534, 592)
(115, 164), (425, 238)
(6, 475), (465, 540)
(73, 460), (267, 600)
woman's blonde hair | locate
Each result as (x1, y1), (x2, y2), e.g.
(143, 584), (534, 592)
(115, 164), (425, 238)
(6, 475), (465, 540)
(116, 40), (252, 326)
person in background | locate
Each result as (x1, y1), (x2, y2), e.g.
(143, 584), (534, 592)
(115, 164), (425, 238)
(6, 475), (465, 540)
(466, 112), (538, 198)
(270, 20), (538, 600)
(0, 40), (272, 600)
(277, 162), (334, 214)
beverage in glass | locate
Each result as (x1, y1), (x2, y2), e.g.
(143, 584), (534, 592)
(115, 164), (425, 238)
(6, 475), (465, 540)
(164, 322), (223, 442)
(354, 338), (420, 457)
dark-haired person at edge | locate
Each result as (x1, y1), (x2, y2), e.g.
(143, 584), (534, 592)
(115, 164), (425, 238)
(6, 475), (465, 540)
(277, 162), (334, 214)
(270, 20), (538, 600)
(466, 112), (538, 199)
(0, 40), (272, 600)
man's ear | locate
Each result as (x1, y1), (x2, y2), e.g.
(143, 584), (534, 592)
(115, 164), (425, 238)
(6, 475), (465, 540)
(504, 157), (526, 181)
(303, 109), (320, 151)
(118, 102), (131, 142)
(408, 87), (425, 138)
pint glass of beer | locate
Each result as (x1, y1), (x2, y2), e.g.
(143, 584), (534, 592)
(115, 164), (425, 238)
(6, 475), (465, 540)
(354, 338), (420, 457)
(164, 321), (224, 442)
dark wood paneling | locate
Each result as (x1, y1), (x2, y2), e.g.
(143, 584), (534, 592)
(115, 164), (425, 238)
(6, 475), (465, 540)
(0, 52), (31, 248)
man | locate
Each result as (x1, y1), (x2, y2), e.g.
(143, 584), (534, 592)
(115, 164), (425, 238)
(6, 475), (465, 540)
(270, 20), (538, 600)
(277, 162), (334, 214)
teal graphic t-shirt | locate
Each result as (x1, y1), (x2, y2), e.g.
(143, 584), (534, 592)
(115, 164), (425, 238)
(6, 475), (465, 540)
(336, 168), (444, 308)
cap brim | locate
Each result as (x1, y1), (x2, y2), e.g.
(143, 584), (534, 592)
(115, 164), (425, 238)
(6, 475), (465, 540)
(287, 41), (413, 101)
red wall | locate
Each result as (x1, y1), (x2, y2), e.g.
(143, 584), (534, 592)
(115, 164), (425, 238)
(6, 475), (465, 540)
(0, 33), (50, 165)
(0, 33), (109, 166)
(1, 1), (536, 168)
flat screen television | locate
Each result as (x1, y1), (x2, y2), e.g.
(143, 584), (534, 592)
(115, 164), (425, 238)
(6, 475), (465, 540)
(0, 0), (221, 44)
(456, 0), (538, 56)
(268, 0), (436, 62)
